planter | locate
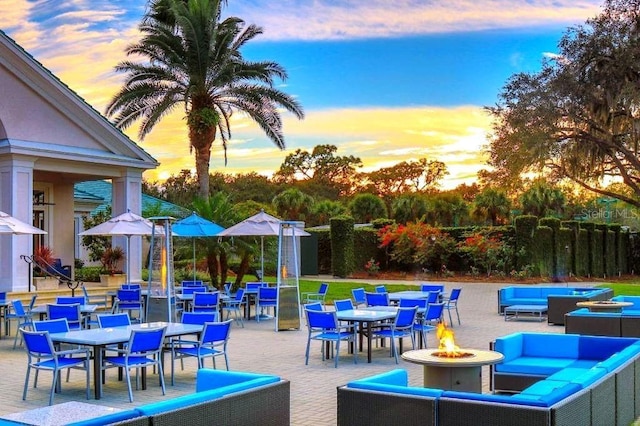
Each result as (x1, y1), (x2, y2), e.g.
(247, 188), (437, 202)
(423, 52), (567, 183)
(33, 277), (59, 291)
(99, 274), (126, 287)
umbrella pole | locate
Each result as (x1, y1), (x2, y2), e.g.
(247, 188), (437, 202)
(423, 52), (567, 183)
(261, 236), (264, 282)
(193, 238), (196, 282)
(126, 235), (131, 284)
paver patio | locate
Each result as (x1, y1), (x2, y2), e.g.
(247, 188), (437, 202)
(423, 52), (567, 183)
(0, 279), (589, 425)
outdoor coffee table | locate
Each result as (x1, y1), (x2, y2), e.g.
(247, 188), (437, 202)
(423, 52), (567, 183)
(503, 304), (548, 321)
(401, 348), (504, 392)
(576, 300), (632, 313)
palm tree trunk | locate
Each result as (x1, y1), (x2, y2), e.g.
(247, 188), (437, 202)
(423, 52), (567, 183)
(219, 250), (229, 288)
(195, 143), (212, 199)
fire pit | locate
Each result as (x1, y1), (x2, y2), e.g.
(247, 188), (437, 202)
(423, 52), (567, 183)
(576, 300), (632, 313)
(401, 323), (504, 392)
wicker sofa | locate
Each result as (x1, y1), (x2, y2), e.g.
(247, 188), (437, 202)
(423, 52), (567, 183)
(65, 370), (290, 426)
(497, 286), (613, 325)
(338, 333), (640, 426)
(565, 296), (640, 337)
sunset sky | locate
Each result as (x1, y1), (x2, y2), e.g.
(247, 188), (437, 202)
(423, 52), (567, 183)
(0, 0), (603, 189)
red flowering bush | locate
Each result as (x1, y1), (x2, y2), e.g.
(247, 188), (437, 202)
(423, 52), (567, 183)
(378, 222), (455, 273)
(457, 232), (508, 276)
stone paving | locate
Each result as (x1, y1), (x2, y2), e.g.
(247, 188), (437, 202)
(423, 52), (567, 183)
(0, 279), (589, 425)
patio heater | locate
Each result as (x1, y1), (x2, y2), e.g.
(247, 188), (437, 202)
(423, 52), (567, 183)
(275, 221), (304, 331)
(146, 216), (176, 322)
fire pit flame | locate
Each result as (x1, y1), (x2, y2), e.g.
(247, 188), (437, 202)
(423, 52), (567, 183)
(433, 322), (475, 358)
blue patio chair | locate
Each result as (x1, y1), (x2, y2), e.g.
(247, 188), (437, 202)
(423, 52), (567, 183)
(170, 320), (232, 385)
(420, 284), (445, 293)
(444, 288), (462, 326)
(413, 302), (445, 348)
(192, 291), (220, 313)
(304, 302), (324, 312)
(399, 298), (427, 310)
(334, 299), (355, 312)
(351, 288), (366, 307)
(304, 309), (357, 368)
(120, 283), (141, 290)
(82, 286), (108, 309)
(7, 299), (33, 349)
(181, 311), (218, 324)
(102, 326), (167, 402)
(33, 318), (80, 382)
(181, 286), (208, 295)
(365, 291), (389, 307)
(301, 282), (329, 304)
(181, 280), (204, 287)
(56, 296), (85, 305)
(47, 303), (83, 330)
(21, 328), (90, 405)
(222, 288), (245, 327)
(372, 306), (418, 363)
(113, 288), (144, 323)
(97, 313), (131, 328)
(375, 285), (387, 293)
(256, 287), (277, 322)
(223, 282), (233, 297)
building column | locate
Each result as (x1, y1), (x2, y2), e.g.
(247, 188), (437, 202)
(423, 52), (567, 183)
(0, 158), (35, 292)
(112, 171), (143, 283)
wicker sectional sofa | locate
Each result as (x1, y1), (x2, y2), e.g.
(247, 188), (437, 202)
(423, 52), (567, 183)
(497, 286), (613, 325)
(338, 333), (640, 426)
(565, 296), (640, 337)
(64, 370), (290, 426)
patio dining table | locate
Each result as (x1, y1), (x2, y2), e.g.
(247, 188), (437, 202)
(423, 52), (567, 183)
(49, 321), (203, 399)
(336, 307), (398, 363)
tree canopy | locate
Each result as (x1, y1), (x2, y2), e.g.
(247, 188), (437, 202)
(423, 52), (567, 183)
(488, 0), (640, 207)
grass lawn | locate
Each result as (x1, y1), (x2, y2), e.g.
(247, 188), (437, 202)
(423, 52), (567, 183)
(259, 277), (640, 304)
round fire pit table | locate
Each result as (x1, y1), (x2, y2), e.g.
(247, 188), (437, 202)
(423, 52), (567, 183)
(576, 300), (632, 313)
(401, 349), (504, 392)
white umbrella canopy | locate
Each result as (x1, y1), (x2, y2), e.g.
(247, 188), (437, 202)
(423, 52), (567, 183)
(78, 211), (158, 282)
(172, 212), (225, 281)
(217, 210), (309, 275)
(0, 211), (47, 235)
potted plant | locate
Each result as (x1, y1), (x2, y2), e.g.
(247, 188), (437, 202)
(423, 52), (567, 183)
(32, 245), (60, 290)
(99, 246), (126, 287)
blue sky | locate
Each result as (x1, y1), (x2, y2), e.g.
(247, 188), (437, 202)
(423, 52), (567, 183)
(0, 0), (603, 188)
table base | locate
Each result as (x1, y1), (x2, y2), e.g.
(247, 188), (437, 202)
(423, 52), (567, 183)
(423, 365), (482, 392)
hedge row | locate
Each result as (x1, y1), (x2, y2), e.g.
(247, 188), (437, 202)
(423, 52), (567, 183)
(308, 215), (633, 278)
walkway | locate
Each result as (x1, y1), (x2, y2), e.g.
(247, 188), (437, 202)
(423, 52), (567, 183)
(0, 280), (581, 425)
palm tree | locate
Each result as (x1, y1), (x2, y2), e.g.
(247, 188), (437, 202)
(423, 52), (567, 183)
(272, 188), (314, 221)
(520, 180), (565, 218)
(191, 193), (239, 287)
(472, 187), (511, 226)
(106, 0), (304, 198)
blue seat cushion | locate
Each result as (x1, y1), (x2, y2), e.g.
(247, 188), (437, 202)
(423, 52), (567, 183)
(578, 335), (636, 360)
(512, 382), (582, 406)
(349, 369), (408, 386)
(496, 356), (575, 375)
(547, 367), (607, 388)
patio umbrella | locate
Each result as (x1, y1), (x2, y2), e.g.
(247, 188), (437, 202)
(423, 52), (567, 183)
(172, 212), (225, 281)
(0, 211), (47, 235)
(217, 210), (309, 276)
(78, 210), (157, 282)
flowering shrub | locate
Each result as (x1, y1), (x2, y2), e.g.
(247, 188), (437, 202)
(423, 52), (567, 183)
(458, 232), (510, 276)
(378, 222), (455, 273)
(364, 258), (380, 275)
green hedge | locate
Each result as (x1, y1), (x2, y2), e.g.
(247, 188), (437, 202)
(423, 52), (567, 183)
(515, 216), (538, 270)
(556, 228), (572, 279)
(535, 226), (554, 277)
(354, 227), (381, 271)
(576, 229), (590, 276)
(592, 229), (604, 277)
(330, 216), (355, 278)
